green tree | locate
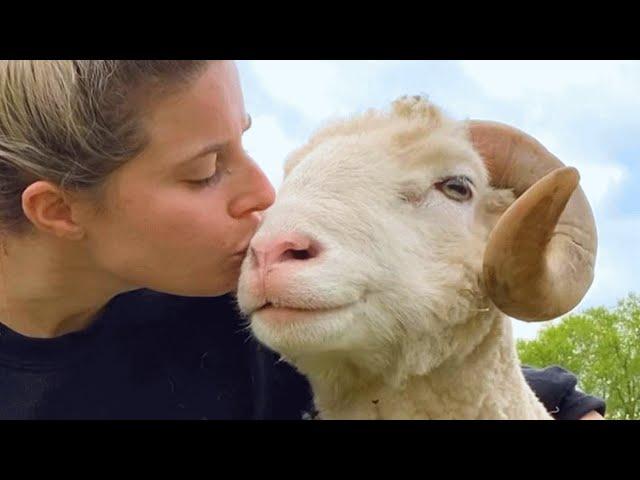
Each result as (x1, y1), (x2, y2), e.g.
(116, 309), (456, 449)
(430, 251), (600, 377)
(517, 293), (640, 419)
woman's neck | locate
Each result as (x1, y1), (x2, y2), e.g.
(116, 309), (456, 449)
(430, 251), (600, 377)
(0, 233), (134, 338)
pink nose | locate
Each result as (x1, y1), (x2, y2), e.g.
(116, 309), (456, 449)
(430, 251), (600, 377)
(250, 232), (322, 271)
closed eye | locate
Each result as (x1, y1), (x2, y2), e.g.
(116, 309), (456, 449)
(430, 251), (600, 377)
(186, 154), (223, 188)
(188, 171), (221, 187)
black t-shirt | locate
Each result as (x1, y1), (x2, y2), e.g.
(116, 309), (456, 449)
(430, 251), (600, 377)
(0, 289), (605, 420)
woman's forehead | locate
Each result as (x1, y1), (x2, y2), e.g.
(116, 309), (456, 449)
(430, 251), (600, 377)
(135, 62), (248, 172)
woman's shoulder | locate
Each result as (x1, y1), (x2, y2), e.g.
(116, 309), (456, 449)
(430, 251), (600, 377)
(104, 289), (313, 419)
(100, 289), (250, 354)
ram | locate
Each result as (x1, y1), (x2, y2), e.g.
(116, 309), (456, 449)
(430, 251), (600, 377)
(237, 96), (597, 419)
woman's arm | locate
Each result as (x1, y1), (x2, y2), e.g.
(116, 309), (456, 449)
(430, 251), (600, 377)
(521, 365), (606, 420)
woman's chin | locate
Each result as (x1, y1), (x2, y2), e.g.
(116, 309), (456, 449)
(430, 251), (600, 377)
(153, 275), (237, 298)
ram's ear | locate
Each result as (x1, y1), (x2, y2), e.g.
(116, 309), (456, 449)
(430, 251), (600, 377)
(478, 187), (515, 233)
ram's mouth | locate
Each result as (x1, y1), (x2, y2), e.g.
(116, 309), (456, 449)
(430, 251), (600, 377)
(252, 301), (355, 324)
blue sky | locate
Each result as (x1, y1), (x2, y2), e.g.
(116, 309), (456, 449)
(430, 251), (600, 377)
(237, 60), (640, 340)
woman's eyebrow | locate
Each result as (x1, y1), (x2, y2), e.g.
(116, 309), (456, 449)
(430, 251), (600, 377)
(178, 144), (223, 168)
(177, 114), (253, 168)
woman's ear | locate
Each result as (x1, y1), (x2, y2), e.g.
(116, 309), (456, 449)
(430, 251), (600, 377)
(21, 181), (85, 240)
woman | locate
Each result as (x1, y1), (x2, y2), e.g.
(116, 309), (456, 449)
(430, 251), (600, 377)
(0, 60), (605, 419)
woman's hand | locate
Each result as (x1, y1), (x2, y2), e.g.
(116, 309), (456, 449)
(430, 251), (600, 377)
(580, 410), (605, 420)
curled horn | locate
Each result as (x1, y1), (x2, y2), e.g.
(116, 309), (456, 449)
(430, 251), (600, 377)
(468, 120), (597, 321)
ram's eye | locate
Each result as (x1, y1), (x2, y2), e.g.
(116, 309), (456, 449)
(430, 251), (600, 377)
(436, 176), (473, 202)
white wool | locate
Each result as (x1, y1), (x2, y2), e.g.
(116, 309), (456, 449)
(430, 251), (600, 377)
(237, 96), (552, 420)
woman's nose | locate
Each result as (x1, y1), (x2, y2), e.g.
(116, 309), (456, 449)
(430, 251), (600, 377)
(228, 160), (276, 219)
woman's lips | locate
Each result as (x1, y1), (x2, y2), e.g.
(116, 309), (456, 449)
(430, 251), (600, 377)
(230, 249), (249, 267)
(232, 247), (249, 259)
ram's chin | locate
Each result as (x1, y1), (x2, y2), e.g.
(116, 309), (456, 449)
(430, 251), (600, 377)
(250, 304), (357, 356)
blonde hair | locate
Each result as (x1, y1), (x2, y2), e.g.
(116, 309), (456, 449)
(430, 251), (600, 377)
(0, 60), (210, 235)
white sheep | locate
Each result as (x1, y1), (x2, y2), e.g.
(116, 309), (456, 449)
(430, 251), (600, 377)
(237, 96), (598, 420)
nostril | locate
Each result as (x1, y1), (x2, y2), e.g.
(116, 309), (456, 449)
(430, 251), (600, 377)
(278, 237), (323, 263)
(280, 248), (314, 262)
(252, 234), (323, 270)
(292, 249), (312, 260)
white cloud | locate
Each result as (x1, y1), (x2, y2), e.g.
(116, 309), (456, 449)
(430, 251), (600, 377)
(247, 60), (429, 124)
(458, 60), (640, 102)
(512, 320), (547, 341)
(248, 61), (350, 123)
(572, 163), (626, 210)
(243, 114), (300, 188)
(580, 216), (640, 309)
